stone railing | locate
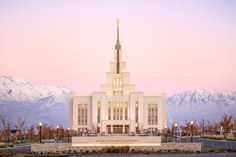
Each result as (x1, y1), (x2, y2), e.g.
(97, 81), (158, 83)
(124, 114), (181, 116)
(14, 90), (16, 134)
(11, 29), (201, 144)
(31, 143), (202, 154)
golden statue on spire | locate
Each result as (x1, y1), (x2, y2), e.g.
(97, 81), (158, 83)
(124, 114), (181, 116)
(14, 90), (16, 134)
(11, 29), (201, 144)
(116, 18), (119, 26)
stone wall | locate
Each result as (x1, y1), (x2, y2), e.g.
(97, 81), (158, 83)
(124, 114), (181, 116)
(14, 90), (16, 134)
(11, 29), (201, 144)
(31, 143), (202, 154)
(131, 143), (202, 152)
(72, 136), (161, 146)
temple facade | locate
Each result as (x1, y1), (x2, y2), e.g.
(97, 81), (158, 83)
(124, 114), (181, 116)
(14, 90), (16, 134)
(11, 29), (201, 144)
(68, 20), (166, 135)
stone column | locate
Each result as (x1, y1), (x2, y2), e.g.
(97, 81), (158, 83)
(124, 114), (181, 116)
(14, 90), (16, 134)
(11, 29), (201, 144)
(101, 121), (106, 135)
(111, 125), (113, 134)
(122, 125), (125, 134)
(111, 102), (113, 120)
(123, 102), (125, 120)
(130, 120), (135, 133)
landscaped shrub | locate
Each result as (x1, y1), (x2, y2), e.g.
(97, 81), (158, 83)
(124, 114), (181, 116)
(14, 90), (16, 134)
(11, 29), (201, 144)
(61, 150), (67, 154)
(101, 146), (130, 153)
(110, 146), (118, 153)
(143, 150), (150, 154)
(101, 147), (106, 153)
(202, 134), (226, 140)
(0, 143), (6, 148)
(130, 148), (135, 153)
(227, 135), (236, 141)
(92, 149), (96, 153)
(155, 150), (160, 153)
(0, 150), (30, 156)
(120, 146), (129, 153)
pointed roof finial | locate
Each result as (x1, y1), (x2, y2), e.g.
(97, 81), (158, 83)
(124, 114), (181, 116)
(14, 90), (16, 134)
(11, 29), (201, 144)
(116, 18), (119, 26)
(115, 18), (121, 50)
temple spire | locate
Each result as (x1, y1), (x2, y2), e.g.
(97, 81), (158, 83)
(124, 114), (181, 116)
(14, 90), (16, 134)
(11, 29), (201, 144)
(115, 19), (121, 74)
(115, 19), (121, 50)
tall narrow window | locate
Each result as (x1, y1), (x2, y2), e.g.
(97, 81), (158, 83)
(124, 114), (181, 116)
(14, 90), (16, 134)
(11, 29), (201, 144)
(125, 101), (128, 120)
(113, 79), (116, 87)
(120, 103), (123, 120)
(155, 105), (158, 125)
(81, 107), (84, 125)
(113, 78), (123, 87)
(116, 103), (119, 120)
(108, 101), (111, 120)
(148, 104), (158, 125)
(78, 107), (81, 124)
(152, 105), (154, 125)
(148, 104), (151, 125)
(120, 79), (123, 86)
(97, 101), (101, 123)
(113, 102), (116, 120)
(135, 101), (139, 123)
(78, 104), (88, 125)
(85, 105), (87, 124)
(117, 78), (119, 86)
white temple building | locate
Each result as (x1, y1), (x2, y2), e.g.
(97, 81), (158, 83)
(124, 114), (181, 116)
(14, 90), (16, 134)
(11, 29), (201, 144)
(68, 20), (166, 135)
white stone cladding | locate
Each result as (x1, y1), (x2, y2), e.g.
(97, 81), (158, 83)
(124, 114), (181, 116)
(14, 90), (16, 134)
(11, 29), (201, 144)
(68, 22), (166, 135)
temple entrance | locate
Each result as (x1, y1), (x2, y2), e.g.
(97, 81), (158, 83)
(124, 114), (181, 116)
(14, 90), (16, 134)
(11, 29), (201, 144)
(125, 125), (129, 134)
(106, 125), (129, 134)
(113, 125), (123, 134)
(107, 125), (111, 134)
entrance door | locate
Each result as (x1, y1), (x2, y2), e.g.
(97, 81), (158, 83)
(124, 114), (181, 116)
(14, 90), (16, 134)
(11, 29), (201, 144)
(125, 125), (129, 133)
(107, 125), (111, 134)
(113, 125), (123, 134)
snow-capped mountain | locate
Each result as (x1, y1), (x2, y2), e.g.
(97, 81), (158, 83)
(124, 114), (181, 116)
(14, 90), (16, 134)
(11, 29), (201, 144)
(0, 76), (70, 127)
(167, 90), (236, 125)
(0, 76), (235, 128)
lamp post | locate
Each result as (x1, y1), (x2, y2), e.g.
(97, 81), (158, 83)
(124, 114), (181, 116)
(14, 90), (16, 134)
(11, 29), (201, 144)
(56, 125), (59, 143)
(67, 128), (70, 143)
(190, 120), (194, 143)
(202, 119), (205, 135)
(137, 123), (140, 134)
(175, 123), (178, 143)
(165, 125), (168, 142)
(48, 128), (50, 142)
(80, 129), (82, 136)
(39, 122), (42, 143)
(74, 129), (77, 136)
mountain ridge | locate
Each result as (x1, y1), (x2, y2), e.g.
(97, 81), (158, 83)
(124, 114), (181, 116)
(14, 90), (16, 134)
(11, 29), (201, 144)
(0, 76), (235, 127)
(167, 89), (236, 125)
(0, 76), (69, 126)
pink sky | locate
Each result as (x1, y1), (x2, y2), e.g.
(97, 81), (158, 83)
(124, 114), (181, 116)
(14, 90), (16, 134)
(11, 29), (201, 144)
(0, 0), (236, 96)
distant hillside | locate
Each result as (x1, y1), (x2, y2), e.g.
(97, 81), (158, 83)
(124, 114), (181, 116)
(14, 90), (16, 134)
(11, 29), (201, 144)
(167, 90), (236, 125)
(0, 76), (235, 127)
(0, 76), (69, 127)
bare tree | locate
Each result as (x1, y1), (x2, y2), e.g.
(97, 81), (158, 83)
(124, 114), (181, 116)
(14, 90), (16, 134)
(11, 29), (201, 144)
(220, 114), (233, 132)
(27, 125), (35, 143)
(181, 120), (198, 136)
(206, 121), (214, 132)
(15, 117), (27, 141)
(198, 119), (205, 133)
(0, 115), (12, 144)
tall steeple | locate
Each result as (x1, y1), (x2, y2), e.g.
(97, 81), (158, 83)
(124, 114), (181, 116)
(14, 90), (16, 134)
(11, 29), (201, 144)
(115, 19), (121, 50)
(115, 19), (121, 74)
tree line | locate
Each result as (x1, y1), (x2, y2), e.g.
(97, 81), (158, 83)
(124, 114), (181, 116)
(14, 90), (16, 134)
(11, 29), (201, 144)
(0, 114), (235, 145)
(0, 115), (69, 145)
